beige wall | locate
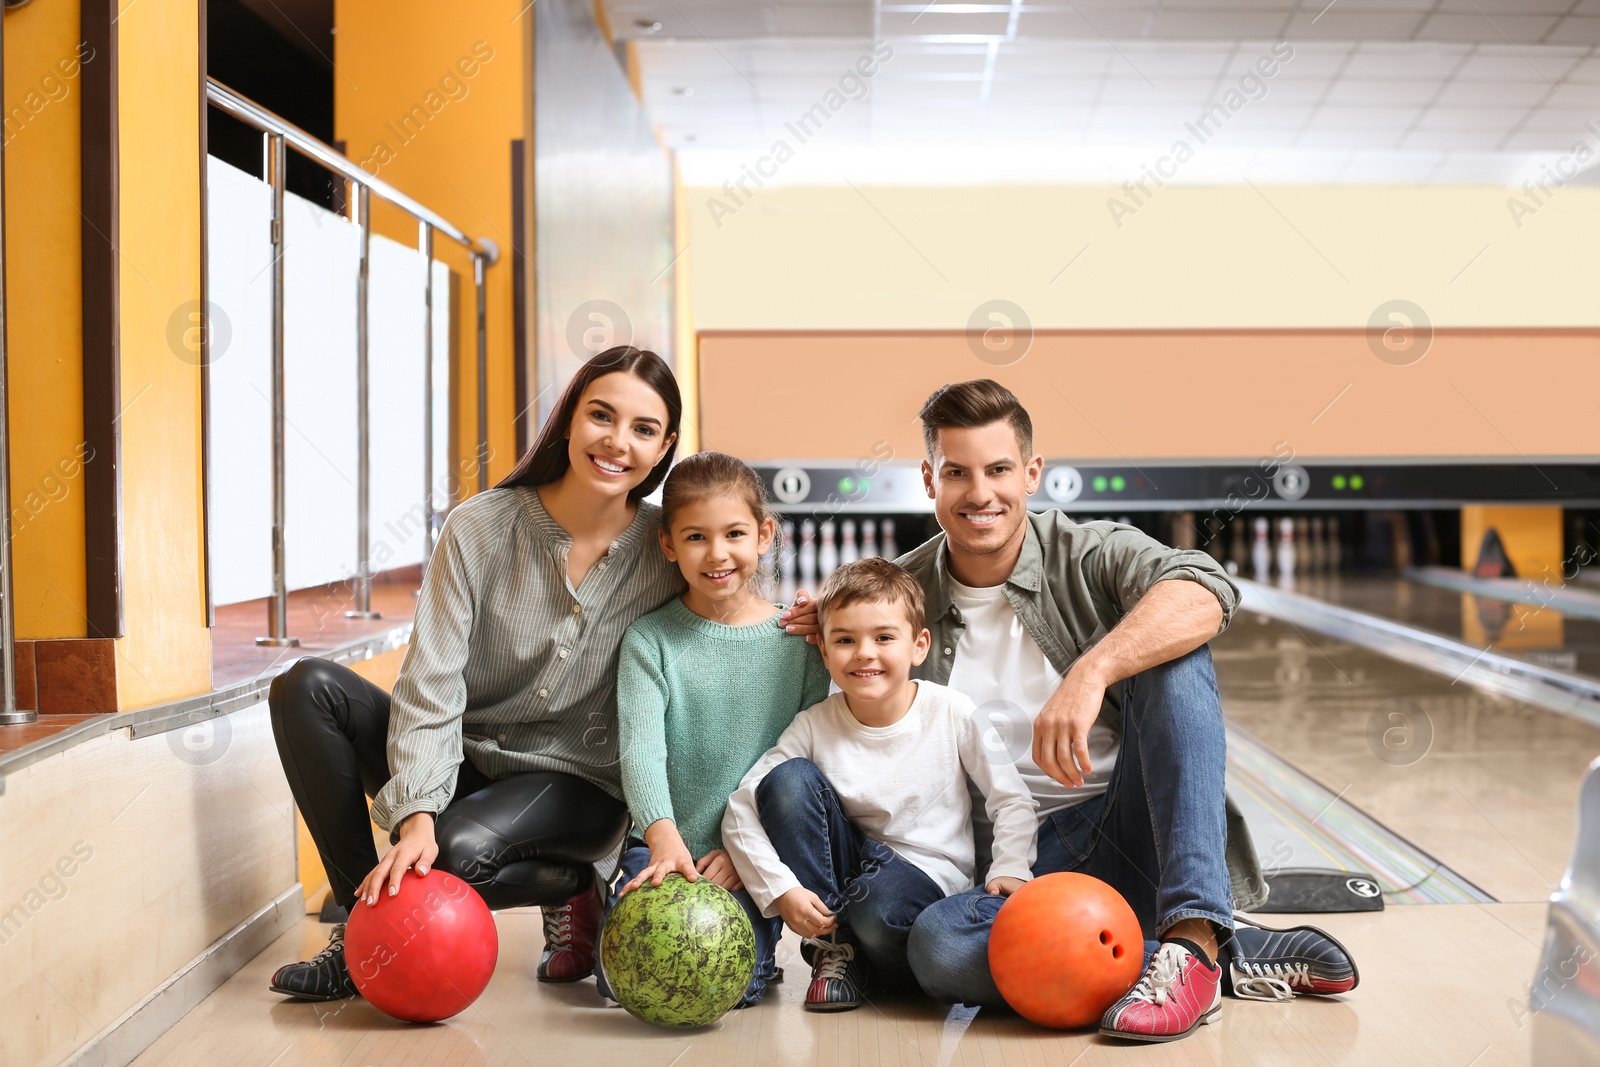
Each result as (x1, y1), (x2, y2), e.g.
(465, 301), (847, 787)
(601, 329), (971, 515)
(686, 184), (1600, 330)
(0, 706), (295, 1066)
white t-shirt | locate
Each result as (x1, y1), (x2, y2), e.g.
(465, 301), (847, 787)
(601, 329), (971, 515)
(721, 681), (1038, 918)
(946, 578), (1120, 818)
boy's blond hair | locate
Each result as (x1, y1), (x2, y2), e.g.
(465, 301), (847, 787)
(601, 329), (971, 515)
(816, 556), (926, 635)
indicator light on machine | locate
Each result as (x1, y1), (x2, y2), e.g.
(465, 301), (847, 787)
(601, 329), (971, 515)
(1332, 475), (1347, 490)
(1092, 475), (1108, 492)
(1110, 476), (1126, 492)
(1350, 474), (1365, 490)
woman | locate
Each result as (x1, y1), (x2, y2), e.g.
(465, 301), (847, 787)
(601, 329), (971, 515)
(267, 346), (684, 1001)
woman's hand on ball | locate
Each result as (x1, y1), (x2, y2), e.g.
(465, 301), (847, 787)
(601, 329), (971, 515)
(986, 876), (1025, 897)
(695, 849), (743, 891)
(358, 811), (439, 906)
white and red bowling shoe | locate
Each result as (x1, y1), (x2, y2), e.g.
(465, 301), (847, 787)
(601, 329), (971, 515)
(1099, 938), (1223, 1042)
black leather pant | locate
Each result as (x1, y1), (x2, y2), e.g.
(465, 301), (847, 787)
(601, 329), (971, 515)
(268, 657), (628, 911)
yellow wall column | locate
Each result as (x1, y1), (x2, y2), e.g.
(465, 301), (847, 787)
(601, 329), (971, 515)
(112, 0), (210, 707)
(4, 2), (89, 639)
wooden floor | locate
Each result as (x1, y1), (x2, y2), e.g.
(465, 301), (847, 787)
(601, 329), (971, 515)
(132, 903), (1542, 1067)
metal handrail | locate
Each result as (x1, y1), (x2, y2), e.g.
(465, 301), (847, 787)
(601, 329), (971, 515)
(205, 78), (497, 645)
(207, 79), (487, 258)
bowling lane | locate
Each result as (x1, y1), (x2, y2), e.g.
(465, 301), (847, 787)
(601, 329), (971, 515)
(1265, 574), (1600, 680)
(1212, 610), (1600, 904)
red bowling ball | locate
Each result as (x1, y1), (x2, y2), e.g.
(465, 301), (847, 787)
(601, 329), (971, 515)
(988, 872), (1143, 1029)
(344, 869), (499, 1023)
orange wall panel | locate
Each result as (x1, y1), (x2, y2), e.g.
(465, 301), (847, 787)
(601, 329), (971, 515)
(699, 329), (1600, 464)
(334, 2), (526, 492)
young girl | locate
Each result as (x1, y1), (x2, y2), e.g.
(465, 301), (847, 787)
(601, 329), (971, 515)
(599, 451), (832, 1007)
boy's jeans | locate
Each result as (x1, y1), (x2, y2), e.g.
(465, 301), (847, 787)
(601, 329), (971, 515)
(906, 644), (1233, 1008)
(598, 843), (784, 1007)
(754, 757), (947, 991)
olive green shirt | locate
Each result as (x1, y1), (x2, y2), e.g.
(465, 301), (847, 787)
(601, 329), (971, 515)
(897, 510), (1268, 912)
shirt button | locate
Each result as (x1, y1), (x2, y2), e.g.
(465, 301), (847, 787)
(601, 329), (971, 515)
(497, 734), (507, 743)
(572, 603), (582, 614)
(538, 688), (549, 698)
(559, 648), (569, 658)
(944, 647), (953, 655)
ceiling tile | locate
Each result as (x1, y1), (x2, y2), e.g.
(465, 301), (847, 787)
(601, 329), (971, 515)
(1545, 16), (1600, 44)
(1415, 13), (1560, 43)
(1282, 11), (1427, 40)
(1323, 79), (1443, 105)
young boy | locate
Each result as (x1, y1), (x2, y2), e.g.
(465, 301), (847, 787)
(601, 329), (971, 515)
(722, 556), (1038, 1011)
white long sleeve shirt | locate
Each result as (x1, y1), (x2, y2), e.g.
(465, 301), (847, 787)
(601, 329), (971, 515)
(721, 681), (1038, 918)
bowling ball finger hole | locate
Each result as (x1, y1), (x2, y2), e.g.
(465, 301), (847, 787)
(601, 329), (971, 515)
(1098, 930), (1110, 945)
(1111, 945), (1124, 959)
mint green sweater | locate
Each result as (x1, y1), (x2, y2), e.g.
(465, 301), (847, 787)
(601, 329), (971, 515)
(617, 598), (832, 858)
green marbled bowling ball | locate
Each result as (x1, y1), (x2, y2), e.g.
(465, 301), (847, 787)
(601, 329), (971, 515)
(599, 874), (757, 1028)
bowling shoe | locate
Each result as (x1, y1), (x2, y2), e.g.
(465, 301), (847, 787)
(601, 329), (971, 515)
(1099, 938), (1222, 1042)
(1224, 915), (1359, 1001)
(802, 937), (868, 1012)
(537, 880), (604, 982)
(269, 923), (359, 1002)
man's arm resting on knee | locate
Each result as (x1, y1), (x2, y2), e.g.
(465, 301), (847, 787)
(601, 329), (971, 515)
(1033, 579), (1224, 789)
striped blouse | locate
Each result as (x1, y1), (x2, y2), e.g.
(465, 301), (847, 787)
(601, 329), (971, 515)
(370, 485), (685, 832)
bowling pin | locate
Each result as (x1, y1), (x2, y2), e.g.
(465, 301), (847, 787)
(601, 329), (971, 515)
(840, 519), (859, 566)
(1204, 517), (1225, 564)
(778, 520), (798, 605)
(1276, 516), (1296, 587)
(1252, 516), (1272, 582)
(799, 519), (818, 590)
(818, 519), (839, 581)
(881, 518), (899, 560)
(861, 519), (879, 559)
(1229, 518), (1250, 576)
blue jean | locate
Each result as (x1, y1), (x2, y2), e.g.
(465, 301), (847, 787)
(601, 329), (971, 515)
(756, 757), (948, 991)
(597, 844), (783, 1007)
(906, 644), (1232, 1008)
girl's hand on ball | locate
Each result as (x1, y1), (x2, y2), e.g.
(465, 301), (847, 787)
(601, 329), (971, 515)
(358, 811), (438, 906)
(695, 849), (743, 891)
(624, 820), (699, 894)
(776, 887), (836, 938)
(986, 876), (1025, 897)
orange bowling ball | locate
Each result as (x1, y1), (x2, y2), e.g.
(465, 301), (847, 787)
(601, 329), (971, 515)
(988, 872), (1143, 1029)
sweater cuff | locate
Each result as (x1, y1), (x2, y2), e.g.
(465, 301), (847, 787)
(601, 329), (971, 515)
(628, 788), (676, 836)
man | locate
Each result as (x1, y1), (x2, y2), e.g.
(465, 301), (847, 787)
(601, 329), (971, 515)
(781, 380), (1357, 1042)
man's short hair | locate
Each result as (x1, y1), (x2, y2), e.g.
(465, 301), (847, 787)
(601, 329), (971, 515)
(918, 379), (1034, 461)
(816, 557), (926, 635)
